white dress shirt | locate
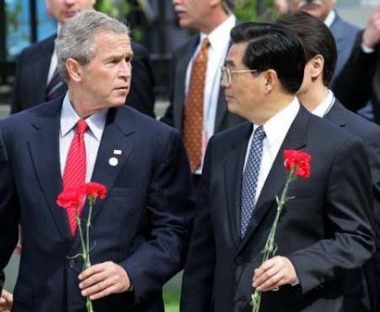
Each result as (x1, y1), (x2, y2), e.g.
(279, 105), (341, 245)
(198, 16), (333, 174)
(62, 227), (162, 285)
(244, 97), (300, 206)
(60, 94), (108, 182)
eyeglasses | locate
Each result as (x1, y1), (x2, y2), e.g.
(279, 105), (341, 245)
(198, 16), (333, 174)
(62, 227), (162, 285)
(220, 66), (258, 84)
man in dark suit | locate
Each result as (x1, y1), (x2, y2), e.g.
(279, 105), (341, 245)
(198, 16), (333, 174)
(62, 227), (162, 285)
(180, 22), (375, 312)
(287, 0), (360, 87)
(333, 5), (380, 125)
(278, 12), (380, 312)
(0, 10), (194, 312)
(161, 0), (245, 180)
(11, 0), (155, 117)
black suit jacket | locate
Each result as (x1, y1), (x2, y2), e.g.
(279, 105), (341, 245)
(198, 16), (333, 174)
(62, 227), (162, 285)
(161, 35), (246, 133)
(0, 101), (195, 312)
(10, 35), (155, 117)
(325, 99), (380, 312)
(333, 31), (380, 124)
(181, 106), (375, 312)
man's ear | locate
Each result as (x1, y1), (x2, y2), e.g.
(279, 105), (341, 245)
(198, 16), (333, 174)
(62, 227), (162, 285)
(66, 58), (83, 82)
(263, 69), (278, 94)
(310, 54), (324, 80)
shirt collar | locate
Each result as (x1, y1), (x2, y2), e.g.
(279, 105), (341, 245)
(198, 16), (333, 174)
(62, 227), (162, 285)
(324, 10), (336, 28)
(311, 90), (335, 117)
(60, 94), (108, 141)
(257, 97), (300, 149)
(200, 14), (236, 49)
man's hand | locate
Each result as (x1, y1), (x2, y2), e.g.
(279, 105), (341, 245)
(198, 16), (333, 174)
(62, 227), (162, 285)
(362, 5), (380, 48)
(79, 261), (131, 300)
(252, 256), (297, 291)
(0, 289), (13, 312)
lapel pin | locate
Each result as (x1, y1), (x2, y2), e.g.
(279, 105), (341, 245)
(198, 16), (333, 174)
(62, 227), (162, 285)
(109, 157), (119, 166)
(113, 149), (122, 155)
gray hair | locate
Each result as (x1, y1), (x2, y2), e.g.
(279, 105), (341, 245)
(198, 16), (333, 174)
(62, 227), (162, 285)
(56, 10), (130, 82)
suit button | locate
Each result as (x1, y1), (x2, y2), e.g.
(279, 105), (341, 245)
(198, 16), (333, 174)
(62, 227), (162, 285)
(236, 257), (244, 265)
(68, 259), (75, 268)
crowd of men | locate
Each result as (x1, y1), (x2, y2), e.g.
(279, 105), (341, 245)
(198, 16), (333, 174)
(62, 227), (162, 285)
(1, 0), (380, 312)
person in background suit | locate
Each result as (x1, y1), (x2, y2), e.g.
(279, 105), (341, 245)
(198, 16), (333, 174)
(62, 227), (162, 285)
(333, 5), (380, 125)
(180, 22), (375, 312)
(11, 0), (155, 117)
(286, 0), (360, 87)
(161, 0), (245, 183)
(278, 11), (380, 312)
(0, 10), (194, 312)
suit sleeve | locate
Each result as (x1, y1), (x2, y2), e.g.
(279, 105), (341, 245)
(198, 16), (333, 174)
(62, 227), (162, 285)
(180, 137), (216, 312)
(0, 121), (20, 275)
(120, 129), (195, 300)
(126, 42), (155, 118)
(289, 137), (375, 293)
(332, 30), (379, 111)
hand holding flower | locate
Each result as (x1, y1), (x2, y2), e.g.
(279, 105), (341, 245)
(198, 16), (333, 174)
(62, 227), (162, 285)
(251, 150), (311, 312)
(252, 256), (297, 291)
(79, 261), (131, 300)
(57, 182), (107, 312)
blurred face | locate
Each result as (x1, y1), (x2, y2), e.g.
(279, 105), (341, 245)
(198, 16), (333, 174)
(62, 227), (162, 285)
(287, 0), (336, 20)
(45, 0), (95, 24)
(172, 0), (211, 31)
(222, 43), (265, 120)
(74, 32), (132, 113)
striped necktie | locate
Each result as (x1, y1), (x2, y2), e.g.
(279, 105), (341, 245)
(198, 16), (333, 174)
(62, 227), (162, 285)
(46, 68), (65, 101)
(62, 120), (88, 236)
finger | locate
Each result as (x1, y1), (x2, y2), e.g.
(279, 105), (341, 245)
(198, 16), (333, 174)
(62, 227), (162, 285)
(254, 263), (282, 290)
(88, 278), (121, 300)
(79, 270), (107, 290)
(79, 262), (107, 280)
(83, 272), (126, 299)
(256, 270), (284, 291)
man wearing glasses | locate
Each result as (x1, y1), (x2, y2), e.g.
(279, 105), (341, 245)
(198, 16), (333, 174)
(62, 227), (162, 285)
(180, 22), (375, 312)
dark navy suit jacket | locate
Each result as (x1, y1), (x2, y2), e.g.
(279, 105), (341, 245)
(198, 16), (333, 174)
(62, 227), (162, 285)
(0, 100), (195, 312)
(181, 106), (375, 312)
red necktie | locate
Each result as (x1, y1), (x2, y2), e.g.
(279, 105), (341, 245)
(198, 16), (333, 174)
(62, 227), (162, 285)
(63, 119), (88, 236)
(183, 38), (210, 172)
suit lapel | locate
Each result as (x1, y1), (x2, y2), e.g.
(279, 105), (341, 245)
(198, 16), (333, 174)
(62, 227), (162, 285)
(223, 123), (252, 248)
(324, 99), (347, 127)
(28, 100), (70, 240)
(238, 107), (310, 253)
(71, 108), (136, 248)
(33, 35), (56, 102)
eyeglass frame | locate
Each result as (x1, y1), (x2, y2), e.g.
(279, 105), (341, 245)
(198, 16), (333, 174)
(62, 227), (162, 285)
(220, 66), (258, 85)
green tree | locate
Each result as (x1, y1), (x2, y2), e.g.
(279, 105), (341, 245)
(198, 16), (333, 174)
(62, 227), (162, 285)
(235, 0), (280, 22)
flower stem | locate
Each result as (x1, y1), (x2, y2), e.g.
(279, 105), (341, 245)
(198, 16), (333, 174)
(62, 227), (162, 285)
(252, 168), (296, 312)
(76, 207), (94, 312)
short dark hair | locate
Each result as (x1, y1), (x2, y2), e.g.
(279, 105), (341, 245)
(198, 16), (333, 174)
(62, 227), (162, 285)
(277, 12), (337, 86)
(230, 22), (305, 94)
